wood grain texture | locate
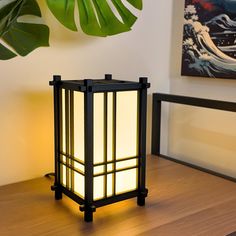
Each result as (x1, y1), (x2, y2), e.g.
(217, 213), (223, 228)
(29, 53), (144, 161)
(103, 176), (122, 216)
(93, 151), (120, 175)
(1, 156), (236, 236)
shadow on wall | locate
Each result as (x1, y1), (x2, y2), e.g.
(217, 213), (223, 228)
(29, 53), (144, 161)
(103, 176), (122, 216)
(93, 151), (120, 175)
(22, 91), (54, 164)
(0, 90), (54, 186)
(169, 0), (184, 80)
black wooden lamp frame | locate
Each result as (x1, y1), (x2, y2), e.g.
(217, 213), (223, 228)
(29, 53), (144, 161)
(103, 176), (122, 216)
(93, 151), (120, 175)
(50, 74), (149, 222)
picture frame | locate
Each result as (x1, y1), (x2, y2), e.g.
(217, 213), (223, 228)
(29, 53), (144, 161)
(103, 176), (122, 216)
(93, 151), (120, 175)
(181, 0), (236, 79)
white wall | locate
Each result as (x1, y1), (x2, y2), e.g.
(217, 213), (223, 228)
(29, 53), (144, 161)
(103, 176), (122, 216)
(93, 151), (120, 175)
(2, 0), (235, 186)
(0, 0), (172, 186)
(167, 0), (236, 178)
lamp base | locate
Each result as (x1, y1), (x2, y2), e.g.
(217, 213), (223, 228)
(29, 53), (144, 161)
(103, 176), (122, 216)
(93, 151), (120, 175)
(137, 188), (148, 206)
(51, 184), (62, 200)
(80, 205), (96, 222)
(84, 211), (93, 222)
(55, 190), (62, 200)
(137, 196), (145, 206)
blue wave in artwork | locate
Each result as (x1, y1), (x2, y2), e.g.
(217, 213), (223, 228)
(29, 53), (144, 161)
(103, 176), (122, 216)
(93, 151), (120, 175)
(218, 45), (236, 52)
(182, 17), (236, 78)
(206, 14), (236, 32)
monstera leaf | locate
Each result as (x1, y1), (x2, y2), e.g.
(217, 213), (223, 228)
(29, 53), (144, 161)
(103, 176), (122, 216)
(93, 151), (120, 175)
(0, 0), (143, 60)
(0, 0), (49, 60)
(46, 0), (142, 36)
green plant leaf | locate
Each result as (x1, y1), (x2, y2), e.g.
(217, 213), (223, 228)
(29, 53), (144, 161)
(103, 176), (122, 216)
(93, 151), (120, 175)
(127, 0), (142, 10)
(0, 43), (16, 60)
(47, 0), (142, 36)
(45, 0), (77, 31)
(0, 0), (49, 60)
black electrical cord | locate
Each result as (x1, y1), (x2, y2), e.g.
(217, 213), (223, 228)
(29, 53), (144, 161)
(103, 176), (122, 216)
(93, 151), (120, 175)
(44, 172), (55, 179)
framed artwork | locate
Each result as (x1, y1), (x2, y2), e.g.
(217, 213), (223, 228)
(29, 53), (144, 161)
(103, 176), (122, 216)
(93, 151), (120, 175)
(181, 0), (236, 79)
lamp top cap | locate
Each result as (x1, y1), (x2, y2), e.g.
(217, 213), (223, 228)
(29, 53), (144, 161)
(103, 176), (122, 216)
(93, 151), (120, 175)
(105, 74), (112, 80)
(49, 74), (150, 92)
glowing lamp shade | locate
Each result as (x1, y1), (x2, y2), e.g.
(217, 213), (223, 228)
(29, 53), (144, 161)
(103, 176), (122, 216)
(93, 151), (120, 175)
(50, 74), (150, 222)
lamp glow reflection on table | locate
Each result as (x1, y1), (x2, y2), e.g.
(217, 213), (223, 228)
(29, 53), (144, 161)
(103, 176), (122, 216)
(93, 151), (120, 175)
(50, 74), (150, 222)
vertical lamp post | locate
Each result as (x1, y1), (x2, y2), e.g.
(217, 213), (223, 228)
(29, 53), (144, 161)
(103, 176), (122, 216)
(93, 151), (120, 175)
(50, 74), (150, 222)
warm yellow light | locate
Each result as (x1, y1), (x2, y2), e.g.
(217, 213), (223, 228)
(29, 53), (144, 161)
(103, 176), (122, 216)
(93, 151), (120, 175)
(74, 92), (84, 162)
(116, 159), (137, 170)
(107, 92), (114, 162)
(61, 164), (66, 186)
(94, 93), (104, 164)
(74, 172), (84, 198)
(62, 89), (66, 153)
(92, 91), (138, 198)
(107, 174), (113, 197)
(115, 91), (138, 195)
(107, 163), (113, 172)
(74, 162), (84, 173)
(94, 165), (104, 175)
(61, 155), (66, 163)
(61, 91), (86, 199)
(94, 176), (105, 200)
(116, 91), (138, 159)
(61, 90), (139, 201)
(116, 169), (138, 194)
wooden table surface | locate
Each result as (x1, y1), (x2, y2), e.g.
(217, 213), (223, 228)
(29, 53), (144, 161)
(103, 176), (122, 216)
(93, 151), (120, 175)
(1, 156), (236, 236)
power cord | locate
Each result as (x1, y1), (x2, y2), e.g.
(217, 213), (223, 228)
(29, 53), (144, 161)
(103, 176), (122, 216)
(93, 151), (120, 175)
(44, 172), (55, 179)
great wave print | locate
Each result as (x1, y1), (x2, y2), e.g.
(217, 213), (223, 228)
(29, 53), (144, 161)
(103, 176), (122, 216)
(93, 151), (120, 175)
(182, 0), (236, 79)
